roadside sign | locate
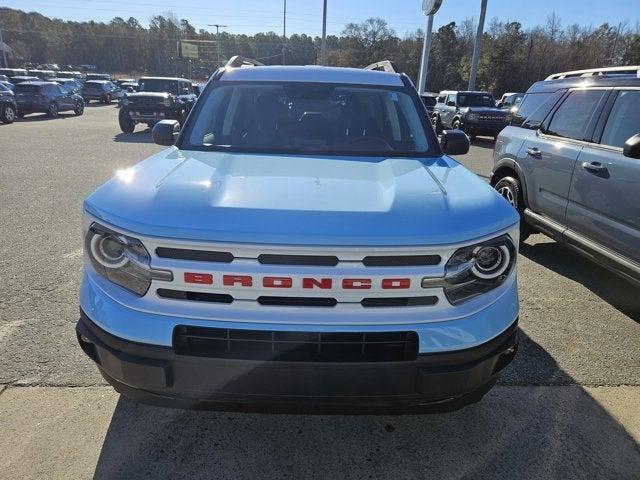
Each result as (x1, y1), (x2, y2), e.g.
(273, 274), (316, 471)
(181, 42), (199, 59)
(422, 0), (443, 16)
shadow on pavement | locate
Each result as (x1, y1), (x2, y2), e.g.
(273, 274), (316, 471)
(114, 130), (152, 143)
(521, 240), (640, 322)
(470, 136), (496, 150)
(16, 113), (74, 122)
(84, 102), (117, 108)
(92, 333), (639, 479)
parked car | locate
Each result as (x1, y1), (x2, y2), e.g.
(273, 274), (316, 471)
(10, 75), (40, 85)
(496, 92), (524, 109)
(491, 66), (640, 286)
(0, 82), (17, 123)
(119, 81), (138, 93)
(0, 68), (28, 79)
(432, 90), (510, 139)
(0, 74), (9, 83)
(420, 92), (438, 116)
(56, 71), (83, 79)
(51, 78), (82, 94)
(116, 78), (136, 88)
(14, 81), (84, 118)
(27, 69), (56, 80)
(77, 56), (520, 413)
(85, 73), (112, 82)
(82, 80), (120, 103)
(118, 76), (197, 133)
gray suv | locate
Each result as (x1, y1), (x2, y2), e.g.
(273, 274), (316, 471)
(491, 66), (640, 286)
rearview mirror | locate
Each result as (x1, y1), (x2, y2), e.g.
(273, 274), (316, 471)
(153, 120), (180, 146)
(440, 129), (470, 156)
(623, 133), (640, 159)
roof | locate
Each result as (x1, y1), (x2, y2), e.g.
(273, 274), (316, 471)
(527, 74), (640, 94)
(16, 81), (52, 86)
(437, 90), (493, 95)
(84, 79), (111, 84)
(139, 76), (187, 82)
(219, 65), (404, 87)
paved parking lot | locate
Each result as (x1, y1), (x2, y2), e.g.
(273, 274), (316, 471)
(0, 105), (638, 479)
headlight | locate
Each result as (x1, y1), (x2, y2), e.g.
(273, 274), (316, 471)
(162, 98), (172, 107)
(423, 235), (516, 305)
(85, 223), (172, 296)
(466, 112), (480, 122)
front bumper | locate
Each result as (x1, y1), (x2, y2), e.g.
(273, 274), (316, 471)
(77, 309), (518, 413)
(460, 121), (508, 136)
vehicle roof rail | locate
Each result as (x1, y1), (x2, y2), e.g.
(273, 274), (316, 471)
(364, 60), (399, 74)
(545, 65), (640, 80)
(225, 55), (265, 68)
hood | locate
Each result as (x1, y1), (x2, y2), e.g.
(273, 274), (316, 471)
(85, 150), (519, 246)
(461, 106), (505, 115)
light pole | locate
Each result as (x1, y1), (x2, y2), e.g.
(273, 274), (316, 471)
(320, 0), (328, 65)
(282, 0), (287, 65)
(207, 24), (228, 67)
(468, 0), (487, 91)
(418, 0), (443, 95)
(0, 27), (8, 68)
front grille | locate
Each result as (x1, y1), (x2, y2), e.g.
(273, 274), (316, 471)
(257, 296), (338, 307)
(361, 296), (438, 307)
(362, 255), (440, 267)
(258, 254), (339, 266)
(156, 247), (233, 263)
(173, 326), (419, 362)
(479, 115), (507, 122)
(157, 288), (233, 304)
(130, 98), (163, 109)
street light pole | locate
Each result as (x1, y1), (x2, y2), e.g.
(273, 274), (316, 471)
(282, 0), (286, 65)
(468, 0), (488, 91)
(207, 24), (228, 67)
(0, 27), (8, 68)
(417, 14), (434, 94)
(320, 0), (328, 65)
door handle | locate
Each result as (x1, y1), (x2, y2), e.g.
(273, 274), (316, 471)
(526, 147), (542, 158)
(582, 161), (607, 173)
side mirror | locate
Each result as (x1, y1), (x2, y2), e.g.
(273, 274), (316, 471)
(440, 129), (470, 156)
(446, 100), (455, 107)
(153, 120), (180, 146)
(623, 133), (640, 159)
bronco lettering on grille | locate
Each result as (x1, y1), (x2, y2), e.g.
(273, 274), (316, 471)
(184, 274), (412, 289)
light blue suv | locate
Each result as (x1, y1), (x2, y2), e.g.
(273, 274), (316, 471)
(77, 56), (520, 413)
(492, 66), (640, 286)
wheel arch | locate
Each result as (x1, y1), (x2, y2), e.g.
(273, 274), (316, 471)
(491, 158), (530, 208)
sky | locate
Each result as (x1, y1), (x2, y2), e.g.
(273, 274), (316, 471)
(2, 0), (639, 37)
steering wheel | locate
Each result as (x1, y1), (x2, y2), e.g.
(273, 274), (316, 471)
(349, 136), (393, 151)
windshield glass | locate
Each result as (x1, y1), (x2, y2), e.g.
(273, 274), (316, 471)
(183, 82), (431, 157)
(458, 92), (495, 107)
(138, 79), (179, 94)
(16, 84), (42, 93)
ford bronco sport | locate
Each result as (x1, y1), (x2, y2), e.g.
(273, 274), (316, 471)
(77, 57), (520, 413)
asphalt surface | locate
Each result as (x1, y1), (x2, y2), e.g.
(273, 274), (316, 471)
(0, 105), (638, 479)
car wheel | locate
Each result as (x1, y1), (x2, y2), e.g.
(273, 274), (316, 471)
(432, 116), (443, 135)
(74, 101), (84, 116)
(0, 103), (16, 124)
(47, 102), (59, 118)
(494, 175), (530, 242)
(452, 119), (462, 131)
(118, 109), (135, 133)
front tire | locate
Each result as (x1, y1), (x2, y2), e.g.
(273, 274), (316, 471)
(432, 115), (443, 135)
(494, 175), (530, 242)
(118, 109), (135, 133)
(74, 101), (84, 116)
(0, 103), (16, 123)
(47, 102), (59, 118)
(452, 119), (462, 131)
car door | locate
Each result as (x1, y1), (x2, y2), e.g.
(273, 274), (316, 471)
(566, 89), (640, 264)
(518, 88), (608, 223)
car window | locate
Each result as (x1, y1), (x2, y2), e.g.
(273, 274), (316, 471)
(457, 93), (495, 107)
(545, 90), (605, 141)
(421, 96), (436, 107)
(600, 90), (640, 149)
(446, 94), (456, 104)
(437, 94), (446, 103)
(184, 82), (431, 157)
(516, 91), (564, 130)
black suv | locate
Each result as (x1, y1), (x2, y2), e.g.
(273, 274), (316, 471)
(0, 82), (17, 123)
(491, 66), (640, 285)
(14, 81), (85, 118)
(118, 76), (197, 133)
(432, 90), (510, 139)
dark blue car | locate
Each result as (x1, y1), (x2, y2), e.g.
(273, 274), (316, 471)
(14, 81), (85, 118)
(0, 82), (17, 123)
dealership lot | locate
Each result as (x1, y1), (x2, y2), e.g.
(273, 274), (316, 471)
(0, 105), (639, 478)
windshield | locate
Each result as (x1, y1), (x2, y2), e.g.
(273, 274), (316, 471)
(183, 82), (431, 157)
(138, 79), (179, 94)
(16, 84), (42, 93)
(458, 92), (495, 107)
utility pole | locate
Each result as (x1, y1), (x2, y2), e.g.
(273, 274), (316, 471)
(418, 0), (443, 94)
(320, 0), (328, 65)
(282, 0), (287, 65)
(0, 27), (8, 68)
(208, 24), (228, 67)
(468, 0), (488, 91)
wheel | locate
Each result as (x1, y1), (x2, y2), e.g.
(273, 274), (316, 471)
(74, 101), (84, 116)
(494, 175), (531, 242)
(118, 109), (135, 133)
(0, 103), (16, 124)
(452, 119), (462, 131)
(432, 115), (443, 135)
(469, 134), (477, 141)
(47, 102), (59, 118)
